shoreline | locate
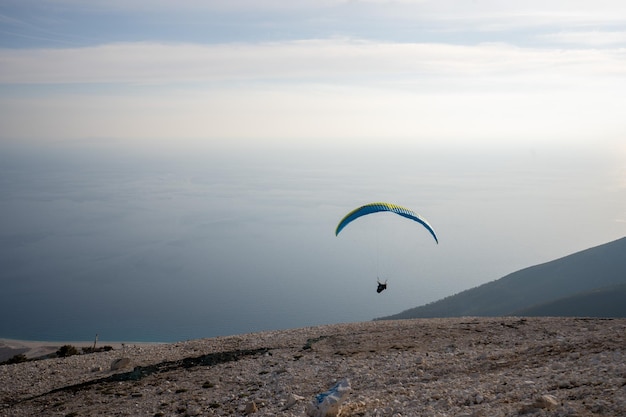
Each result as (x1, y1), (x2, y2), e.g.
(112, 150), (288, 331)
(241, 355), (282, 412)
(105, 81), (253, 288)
(0, 338), (160, 362)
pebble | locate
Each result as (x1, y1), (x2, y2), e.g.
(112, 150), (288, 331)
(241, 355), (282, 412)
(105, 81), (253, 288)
(110, 357), (131, 371)
(244, 401), (258, 414)
(535, 394), (559, 409)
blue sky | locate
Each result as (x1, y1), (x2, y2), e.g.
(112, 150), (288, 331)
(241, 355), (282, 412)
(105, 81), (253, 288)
(1, 1), (626, 341)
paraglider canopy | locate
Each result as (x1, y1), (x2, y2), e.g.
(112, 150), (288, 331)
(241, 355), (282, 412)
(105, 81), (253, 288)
(335, 202), (438, 244)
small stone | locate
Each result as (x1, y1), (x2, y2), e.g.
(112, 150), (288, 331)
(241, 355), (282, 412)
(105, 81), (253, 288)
(110, 357), (131, 371)
(285, 393), (305, 409)
(518, 404), (540, 415)
(186, 406), (203, 416)
(558, 379), (575, 389)
(244, 401), (258, 414)
(534, 394), (559, 410)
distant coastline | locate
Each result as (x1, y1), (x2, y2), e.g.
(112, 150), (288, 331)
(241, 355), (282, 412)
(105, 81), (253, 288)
(0, 338), (160, 362)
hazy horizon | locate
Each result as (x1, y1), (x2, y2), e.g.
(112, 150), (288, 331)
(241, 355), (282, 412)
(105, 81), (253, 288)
(1, 140), (623, 342)
(1, 1), (625, 341)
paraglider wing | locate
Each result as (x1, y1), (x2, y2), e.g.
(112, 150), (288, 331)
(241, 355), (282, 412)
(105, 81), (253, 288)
(335, 202), (438, 244)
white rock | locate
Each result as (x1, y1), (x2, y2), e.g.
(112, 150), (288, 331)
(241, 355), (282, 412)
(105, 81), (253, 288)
(534, 394), (559, 410)
(110, 357), (131, 371)
(285, 393), (305, 409)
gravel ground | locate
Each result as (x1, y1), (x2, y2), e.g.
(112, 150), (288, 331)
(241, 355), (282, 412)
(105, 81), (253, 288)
(1, 317), (625, 416)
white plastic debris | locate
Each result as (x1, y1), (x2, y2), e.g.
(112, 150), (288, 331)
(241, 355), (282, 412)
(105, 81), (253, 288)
(306, 378), (351, 417)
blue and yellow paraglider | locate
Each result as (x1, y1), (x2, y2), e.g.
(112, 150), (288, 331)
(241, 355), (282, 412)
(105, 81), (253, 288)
(336, 202), (438, 293)
(335, 202), (438, 244)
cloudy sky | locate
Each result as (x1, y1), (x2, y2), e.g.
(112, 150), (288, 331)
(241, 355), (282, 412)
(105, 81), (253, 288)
(2, 0), (626, 146)
(1, 0), (625, 341)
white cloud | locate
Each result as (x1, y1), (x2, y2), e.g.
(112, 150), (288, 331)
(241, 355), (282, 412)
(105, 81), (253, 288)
(540, 30), (626, 46)
(2, 79), (625, 146)
(2, 39), (626, 85)
(2, 38), (626, 144)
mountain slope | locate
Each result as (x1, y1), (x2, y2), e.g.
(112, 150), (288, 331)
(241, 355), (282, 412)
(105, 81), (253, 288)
(512, 283), (626, 317)
(378, 236), (626, 320)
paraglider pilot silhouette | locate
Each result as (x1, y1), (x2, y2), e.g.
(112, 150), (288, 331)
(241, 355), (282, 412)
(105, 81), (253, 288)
(335, 202), (438, 294)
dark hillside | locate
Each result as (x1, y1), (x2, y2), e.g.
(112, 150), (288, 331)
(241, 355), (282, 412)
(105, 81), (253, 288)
(378, 237), (626, 320)
(512, 283), (626, 317)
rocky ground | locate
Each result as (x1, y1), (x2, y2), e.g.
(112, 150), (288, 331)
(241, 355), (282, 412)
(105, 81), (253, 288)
(1, 317), (625, 417)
